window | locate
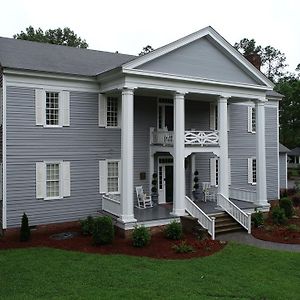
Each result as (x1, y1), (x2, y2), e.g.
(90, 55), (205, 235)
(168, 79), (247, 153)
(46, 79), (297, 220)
(248, 157), (257, 184)
(107, 97), (118, 127)
(248, 106), (256, 133)
(46, 163), (60, 198)
(46, 92), (59, 125)
(107, 161), (120, 193)
(210, 157), (231, 186)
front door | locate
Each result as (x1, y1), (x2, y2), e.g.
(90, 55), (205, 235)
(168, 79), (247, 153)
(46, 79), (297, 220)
(158, 157), (174, 204)
(165, 165), (173, 202)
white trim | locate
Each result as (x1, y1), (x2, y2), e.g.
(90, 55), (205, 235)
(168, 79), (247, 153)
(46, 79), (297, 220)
(277, 105), (281, 196)
(247, 106), (256, 133)
(248, 157), (257, 185)
(2, 74), (7, 229)
(106, 159), (121, 194)
(210, 157), (218, 187)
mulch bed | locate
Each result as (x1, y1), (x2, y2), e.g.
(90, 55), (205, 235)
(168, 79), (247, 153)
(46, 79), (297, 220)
(252, 207), (300, 244)
(0, 223), (225, 259)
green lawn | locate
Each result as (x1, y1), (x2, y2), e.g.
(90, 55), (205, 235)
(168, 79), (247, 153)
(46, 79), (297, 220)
(0, 243), (300, 300)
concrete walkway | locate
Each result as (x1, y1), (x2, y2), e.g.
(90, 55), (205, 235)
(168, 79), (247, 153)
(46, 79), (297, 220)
(217, 231), (300, 253)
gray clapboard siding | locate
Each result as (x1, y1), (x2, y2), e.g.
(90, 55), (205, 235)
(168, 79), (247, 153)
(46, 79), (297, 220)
(136, 37), (263, 85)
(279, 153), (287, 189)
(6, 86), (121, 228)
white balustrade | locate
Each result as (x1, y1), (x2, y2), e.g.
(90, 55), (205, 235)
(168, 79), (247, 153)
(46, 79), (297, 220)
(151, 130), (219, 146)
(229, 187), (256, 203)
(217, 193), (251, 233)
(102, 194), (121, 217)
(185, 196), (215, 240)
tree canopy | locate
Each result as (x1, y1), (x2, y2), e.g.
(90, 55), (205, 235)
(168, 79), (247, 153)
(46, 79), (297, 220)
(14, 26), (88, 48)
(139, 45), (154, 56)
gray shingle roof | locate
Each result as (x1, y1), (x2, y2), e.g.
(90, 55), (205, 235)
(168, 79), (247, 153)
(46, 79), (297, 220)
(266, 90), (283, 98)
(289, 147), (300, 156)
(279, 143), (290, 153)
(0, 37), (136, 76)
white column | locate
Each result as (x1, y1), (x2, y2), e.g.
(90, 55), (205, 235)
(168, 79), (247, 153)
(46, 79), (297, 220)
(255, 99), (268, 206)
(118, 88), (136, 223)
(172, 92), (186, 216)
(218, 96), (229, 198)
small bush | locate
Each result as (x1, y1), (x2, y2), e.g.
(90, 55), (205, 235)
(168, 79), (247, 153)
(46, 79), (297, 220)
(20, 213), (30, 242)
(165, 221), (182, 240)
(80, 216), (94, 235)
(172, 241), (195, 253)
(279, 197), (294, 218)
(287, 224), (300, 232)
(92, 216), (114, 245)
(291, 193), (300, 207)
(271, 206), (287, 225)
(252, 210), (264, 228)
(132, 226), (151, 247)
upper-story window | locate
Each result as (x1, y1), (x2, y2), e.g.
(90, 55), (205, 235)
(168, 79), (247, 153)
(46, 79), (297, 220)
(157, 98), (173, 131)
(35, 89), (70, 127)
(107, 97), (119, 127)
(248, 106), (256, 133)
(98, 94), (121, 128)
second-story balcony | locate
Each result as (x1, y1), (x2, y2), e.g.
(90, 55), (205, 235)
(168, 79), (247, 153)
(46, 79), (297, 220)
(150, 128), (219, 147)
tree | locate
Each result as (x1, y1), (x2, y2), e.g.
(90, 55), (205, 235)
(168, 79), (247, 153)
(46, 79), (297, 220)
(14, 26), (88, 48)
(234, 38), (287, 82)
(20, 213), (31, 242)
(139, 45), (154, 56)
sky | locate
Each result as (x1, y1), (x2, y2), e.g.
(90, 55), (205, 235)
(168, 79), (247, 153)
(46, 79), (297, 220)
(0, 0), (299, 71)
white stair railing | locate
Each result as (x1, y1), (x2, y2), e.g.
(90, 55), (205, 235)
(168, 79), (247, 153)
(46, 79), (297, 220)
(217, 193), (251, 233)
(185, 196), (215, 240)
(102, 194), (121, 217)
(229, 187), (256, 203)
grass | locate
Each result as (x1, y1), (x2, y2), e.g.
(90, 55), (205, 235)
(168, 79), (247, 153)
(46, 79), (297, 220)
(0, 243), (300, 299)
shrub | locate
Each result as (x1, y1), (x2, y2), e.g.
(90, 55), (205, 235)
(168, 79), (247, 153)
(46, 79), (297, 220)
(287, 224), (300, 232)
(252, 210), (264, 228)
(80, 216), (94, 235)
(172, 241), (195, 253)
(291, 193), (300, 207)
(20, 213), (30, 242)
(271, 206), (287, 225)
(279, 197), (294, 218)
(92, 216), (114, 245)
(165, 221), (182, 240)
(132, 226), (151, 247)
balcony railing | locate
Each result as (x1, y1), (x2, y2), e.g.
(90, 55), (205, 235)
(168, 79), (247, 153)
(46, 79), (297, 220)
(151, 129), (219, 146)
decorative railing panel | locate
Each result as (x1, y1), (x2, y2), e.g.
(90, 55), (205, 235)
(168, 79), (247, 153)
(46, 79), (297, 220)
(102, 194), (121, 217)
(217, 193), (251, 233)
(185, 196), (215, 240)
(152, 130), (174, 146)
(229, 187), (256, 203)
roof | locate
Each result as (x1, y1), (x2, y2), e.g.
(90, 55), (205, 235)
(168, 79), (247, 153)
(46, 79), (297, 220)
(279, 143), (290, 153)
(0, 37), (136, 76)
(266, 90), (284, 99)
(289, 147), (300, 156)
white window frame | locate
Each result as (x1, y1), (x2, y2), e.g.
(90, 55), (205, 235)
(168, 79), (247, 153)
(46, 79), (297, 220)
(106, 96), (119, 128)
(248, 157), (257, 185)
(210, 157), (231, 187)
(98, 94), (121, 128)
(248, 106), (256, 133)
(99, 159), (121, 195)
(157, 98), (173, 131)
(45, 91), (61, 128)
(45, 162), (62, 200)
(107, 159), (121, 194)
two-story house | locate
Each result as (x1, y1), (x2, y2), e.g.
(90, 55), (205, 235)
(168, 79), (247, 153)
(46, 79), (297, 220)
(0, 27), (283, 238)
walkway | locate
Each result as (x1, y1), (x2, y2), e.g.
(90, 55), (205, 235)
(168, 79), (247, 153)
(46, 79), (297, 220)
(218, 231), (300, 253)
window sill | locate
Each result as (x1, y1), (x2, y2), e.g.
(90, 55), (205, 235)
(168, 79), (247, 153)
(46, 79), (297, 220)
(105, 126), (121, 129)
(44, 125), (63, 128)
(44, 196), (63, 201)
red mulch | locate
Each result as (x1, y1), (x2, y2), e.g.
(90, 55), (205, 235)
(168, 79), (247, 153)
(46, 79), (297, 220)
(0, 223), (225, 260)
(252, 207), (300, 244)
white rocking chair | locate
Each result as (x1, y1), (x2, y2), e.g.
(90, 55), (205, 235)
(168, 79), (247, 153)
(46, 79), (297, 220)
(135, 186), (153, 209)
(202, 182), (216, 202)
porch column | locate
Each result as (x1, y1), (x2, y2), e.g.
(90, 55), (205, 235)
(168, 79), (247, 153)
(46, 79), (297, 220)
(172, 92), (186, 216)
(218, 96), (229, 198)
(255, 99), (268, 206)
(118, 88), (136, 223)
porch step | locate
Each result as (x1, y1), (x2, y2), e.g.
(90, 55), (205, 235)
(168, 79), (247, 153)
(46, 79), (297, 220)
(212, 212), (244, 234)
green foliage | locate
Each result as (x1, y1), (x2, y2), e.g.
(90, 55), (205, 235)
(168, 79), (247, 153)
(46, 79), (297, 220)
(271, 206), (287, 225)
(279, 197), (294, 218)
(164, 221), (182, 240)
(172, 241), (195, 253)
(92, 216), (114, 245)
(132, 226), (151, 247)
(14, 26), (88, 48)
(193, 170), (199, 191)
(291, 193), (300, 207)
(139, 45), (154, 56)
(80, 216), (94, 236)
(20, 213), (30, 242)
(287, 224), (300, 232)
(252, 210), (264, 228)
(151, 173), (158, 194)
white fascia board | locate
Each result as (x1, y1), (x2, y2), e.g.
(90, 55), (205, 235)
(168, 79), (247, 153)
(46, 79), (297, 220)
(2, 74), (7, 229)
(122, 26), (274, 89)
(4, 68), (100, 92)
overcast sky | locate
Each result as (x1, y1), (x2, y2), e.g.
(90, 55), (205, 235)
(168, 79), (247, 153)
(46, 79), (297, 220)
(1, 0), (299, 71)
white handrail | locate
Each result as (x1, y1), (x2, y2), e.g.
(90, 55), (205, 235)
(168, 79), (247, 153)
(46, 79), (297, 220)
(229, 187), (256, 203)
(217, 193), (251, 233)
(185, 196), (215, 240)
(102, 194), (121, 217)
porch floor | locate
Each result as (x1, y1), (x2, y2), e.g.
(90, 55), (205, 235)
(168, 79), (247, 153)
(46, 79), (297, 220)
(134, 204), (175, 222)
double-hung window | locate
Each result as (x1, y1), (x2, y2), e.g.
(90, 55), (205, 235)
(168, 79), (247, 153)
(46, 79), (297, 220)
(98, 95), (121, 128)
(248, 157), (257, 184)
(248, 106), (256, 133)
(46, 92), (59, 126)
(106, 97), (118, 127)
(46, 163), (60, 198)
(99, 159), (121, 194)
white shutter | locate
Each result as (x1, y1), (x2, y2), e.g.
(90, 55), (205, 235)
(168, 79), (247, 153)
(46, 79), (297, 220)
(210, 158), (216, 186)
(36, 162), (46, 199)
(62, 162), (71, 197)
(247, 106), (253, 133)
(98, 94), (107, 127)
(99, 160), (108, 193)
(35, 89), (45, 126)
(61, 91), (70, 126)
(117, 159), (121, 193)
(209, 103), (216, 130)
(117, 97), (122, 127)
(228, 158), (231, 185)
(248, 158), (253, 184)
